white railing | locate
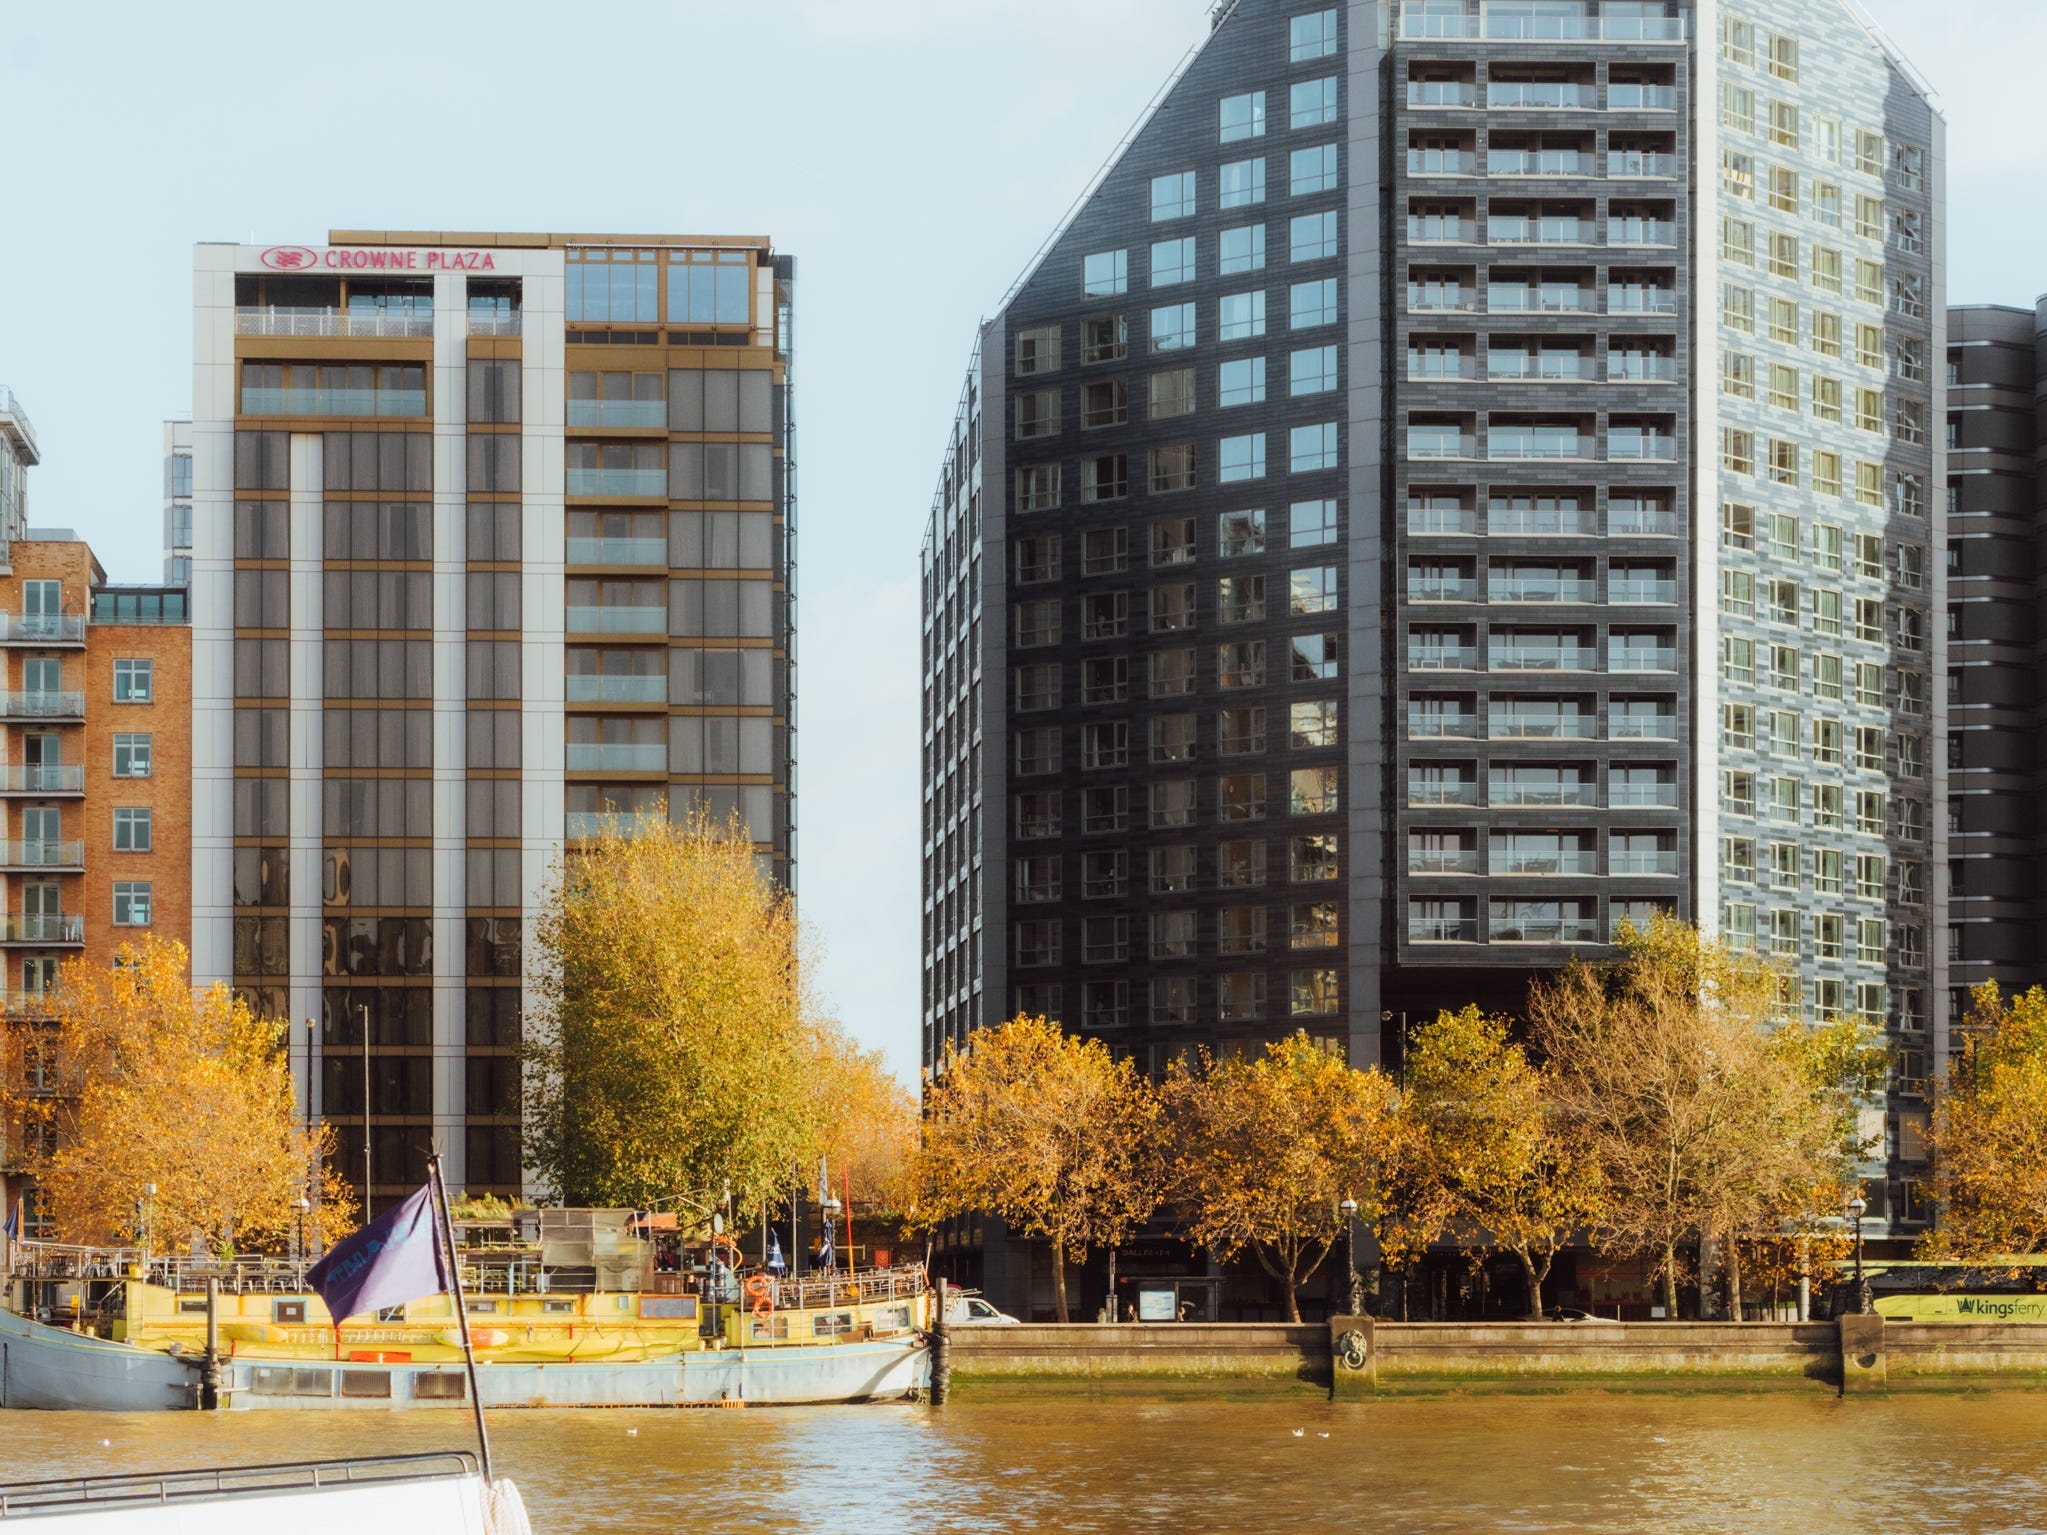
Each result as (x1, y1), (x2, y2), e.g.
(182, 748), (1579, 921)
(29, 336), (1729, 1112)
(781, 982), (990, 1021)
(0, 692), (82, 719)
(0, 764), (83, 792)
(234, 307), (434, 338)
(468, 313), (523, 336)
(0, 841), (82, 868)
(0, 614), (84, 642)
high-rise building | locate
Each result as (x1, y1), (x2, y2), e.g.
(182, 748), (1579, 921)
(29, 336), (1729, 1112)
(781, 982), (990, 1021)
(1945, 305), (2040, 1025)
(164, 420), (193, 587)
(923, 0), (1944, 1303)
(191, 231), (797, 1210)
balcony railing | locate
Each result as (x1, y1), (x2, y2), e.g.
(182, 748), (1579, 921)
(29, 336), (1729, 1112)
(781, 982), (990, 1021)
(0, 764), (82, 793)
(0, 614), (84, 643)
(0, 914), (84, 944)
(1608, 507), (1679, 536)
(1490, 918), (1602, 943)
(1609, 85), (1678, 110)
(1409, 917), (1480, 942)
(467, 312), (523, 336)
(1490, 645), (1592, 671)
(1408, 355), (1478, 380)
(566, 674), (668, 705)
(0, 385), (40, 461)
(1608, 436), (1677, 462)
(1, 991), (55, 1017)
(1487, 217), (1592, 244)
(1408, 287), (1478, 313)
(1408, 712), (1478, 738)
(1408, 646), (1479, 670)
(1488, 509), (1597, 536)
(1491, 715), (1596, 739)
(1409, 433), (1477, 460)
(1486, 152), (1590, 178)
(1490, 783), (1598, 807)
(1408, 781), (1479, 806)
(0, 841), (82, 869)
(1609, 646), (1678, 671)
(1404, 8), (1683, 41)
(234, 306), (434, 338)
(1487, 84), (1590, 109)
(1609, 219), (1677, 246)
(1607, 152), (1678, 178)
(1490, 577), (1595, 602)
(1611, 720), (1677, 744)
(1408, 850), (1480, 874)
(1488, 287), (1593, 313)
(567, 400), (668, 430)
(1610, 783), (1680, 808)
(1608, 288), (1678, 314)
(1407, 217), (1478, 244)
(1611, 852), (1680, 875)
(565, 606), (666, 635)
(1489, 433), (1587, 460)
(565, 468), (668, 498)
(566, 536), (668, 566)
(1609, 580), (1678, 604)
(1409, 507), (1479, 535)
(1407, 150), (1477, 174)
(1492, 853), (1598, 876)
(566, 743), (668, 773)
(240, 387), (426, 418)
(0, 692), (82, 719)
(1489, 356), (1595, 382)
(1408, 579), (1477, 601)
(1406, 83), (1478, 108)
(565, 810), (667, 840)
(1608, 355), (1678, 382)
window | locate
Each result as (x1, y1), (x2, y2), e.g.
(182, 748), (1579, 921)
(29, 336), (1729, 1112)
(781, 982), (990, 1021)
(1290, 212), (1338, 261)
(113, 881), (152, 926)
(1722, 15), (1754, 64)
(1768, 101), (1799, 149)
(1291, 279), (1338, 327)
(1723, 284), (1754, 333)
(113, 807), (152, 852)
(1290, 565), (1337, 614)
(1290, 499), (1337, 548)
(1767, 364), (1799, 412)
(113, 659), (152, 702)
(1722, 217), (1754, 266)
(1219, 640), (1266, 689)
(1150, 444), (1196, 494)
(1291, 345), (1337, 396)
(1150, 368), (1196, 418)
(1219, 225), (1266, 275)
(1812, 375), (1842, 422)
(1015, 464), (1059, 512)
(1854, 259), (1883, 307)
(1152, 171), (1196, 221)
(1014, 389), (1059, 441)
(113, 733), (152, 778)
(1279, 423), (1343, 483)
(1083, 379), (1128, 429)
(1151, 237), (1195, 288)
(1220, 433), (1267, 483)
(1083, 250), (1128, 297)
(1290, 145), (1338, 195)
(1721, 573), (1754, 620)
(1721, 502), (1755, 550)
(1220, 158), (1266, 209)
(1081, 455), (1128, 503)
(1768, 166), (1799, 214)
(1291, 77), (1337, 129)
(1219, 358), (1266, 407)
(1768, 298), (1799, 345)
(1291, 633), (1338, 682)
(1219, 509), (1266, 558)
(1220, 91), (1266, 142)
(1723, 151), (1754, 200)
(1811, 245), (1842, 294)
(1015, 325), (1061, 376)
(1151, 303), (1197, 352)
(1290, 8), (1337, 61)
(1767, 232), (1798, 280)
(1082, 315), (1128, 364)
(1219, 290), (1267, 340)
(1722, 429), (1753, 476)
(1722, 352), (1754, 399)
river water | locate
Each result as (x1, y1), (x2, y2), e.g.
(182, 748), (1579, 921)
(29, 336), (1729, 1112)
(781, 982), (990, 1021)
(4, 1396), (2046, 1532)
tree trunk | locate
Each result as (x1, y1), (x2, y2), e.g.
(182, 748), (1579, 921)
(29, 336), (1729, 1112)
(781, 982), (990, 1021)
(1661, 1244), (1679, 1319)
(1051, 1242), (1069, 1323)
(1283, 1260), (1302, 1323)
(1517, 1250), (1544, 1321)
(1727, 1237), (1743, 1322)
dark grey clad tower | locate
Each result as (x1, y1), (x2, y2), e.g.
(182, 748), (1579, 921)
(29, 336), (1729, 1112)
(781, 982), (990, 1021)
(923, 0), (1946, 1309)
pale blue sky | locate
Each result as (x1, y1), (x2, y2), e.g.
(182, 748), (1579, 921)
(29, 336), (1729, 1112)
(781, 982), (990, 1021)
(0, 0), (2033, 1082)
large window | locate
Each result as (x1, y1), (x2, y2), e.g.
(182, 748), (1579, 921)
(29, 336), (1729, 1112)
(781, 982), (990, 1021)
(114, 658), (153, 702)
(113, 807), (153, 853)
(1219, 91), (1266, 143)
(1290, 212), (1338, 261)
(1290, 78), (1337, 129)
(1220, 158), (1267, 209)
(1151, 303), (1197, 352)
(1289, 7), (1338, 61)
(567, 248), (660, 324)
(666, 249), (752, 325)
(1152, 171), (1197, 221)
(1150, 238), (1195, 288)
(1084, 250), (1129, 297)
(113, 881), (152, 927)
(113, 733), (152, 778)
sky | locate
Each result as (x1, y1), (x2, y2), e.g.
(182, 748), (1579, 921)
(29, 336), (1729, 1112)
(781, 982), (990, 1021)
(0, 0), (2036, 1084)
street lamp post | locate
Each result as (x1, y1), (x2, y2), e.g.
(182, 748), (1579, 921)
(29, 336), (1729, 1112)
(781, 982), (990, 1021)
(1338, 1196), (1361, 1317)
(294, 1196), (310, 1281)
(1846, 1193), (1870, 1314)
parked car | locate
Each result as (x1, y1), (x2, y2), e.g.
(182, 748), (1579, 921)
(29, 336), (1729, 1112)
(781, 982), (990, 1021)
(1543, 1306), (1594, 1322)
(946, 1294), (1021, 1326)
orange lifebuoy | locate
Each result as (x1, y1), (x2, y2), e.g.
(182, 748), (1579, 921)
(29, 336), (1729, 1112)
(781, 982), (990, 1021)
(743, 1272), (774, 1319)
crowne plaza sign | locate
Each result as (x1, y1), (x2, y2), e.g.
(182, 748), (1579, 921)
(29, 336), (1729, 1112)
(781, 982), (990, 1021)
(260, 245), (501, 272)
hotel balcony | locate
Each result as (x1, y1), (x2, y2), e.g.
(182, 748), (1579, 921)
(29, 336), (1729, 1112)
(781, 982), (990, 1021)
(565, 605), (667, 636)
(565, 743), (667, 773)
(0, 914), (84, 946)
(0, 386), (38, 465)
(566, 400), (668, 431)
(0, 613), (85, 646)
(0, 765), (83, 795)
(565, 537), (668, 567)
(1397, 5), (1684, 42)
(0, 692), (83, 723)
(565, 675), (668, 705)
(234, 306), (433, 339)
(0, 841), (83, 873)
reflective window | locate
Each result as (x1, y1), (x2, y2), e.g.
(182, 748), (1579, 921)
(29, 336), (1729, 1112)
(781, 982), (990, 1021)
(1220, 158), (1267, 209)
(1290, 211), (1339, 261)
(1152, 171), (1197, 221)
(1083, 250), (1129, 297)
(665, 249), (752, 325)
(1290, 78), (1337, 129)
(1289, 7), (1338, 61)
(1150, 238), (1196, 288)
(1219, 225), (1266, 275)
(1220, 91), (1266, 143)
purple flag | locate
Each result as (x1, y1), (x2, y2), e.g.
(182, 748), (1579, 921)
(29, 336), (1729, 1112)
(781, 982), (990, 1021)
(306, 1184), (447, 1322)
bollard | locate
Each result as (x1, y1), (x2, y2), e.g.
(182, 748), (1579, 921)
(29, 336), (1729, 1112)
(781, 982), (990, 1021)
(200, 1276), (222, 1410)
(929, 1277), (952, 1406)
(1838, 1312), (1886, 1395)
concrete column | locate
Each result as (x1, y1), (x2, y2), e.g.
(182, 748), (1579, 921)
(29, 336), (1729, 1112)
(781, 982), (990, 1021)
(1839, 1312), (1886, 1394)
(1328, 1314), (1376, 1398)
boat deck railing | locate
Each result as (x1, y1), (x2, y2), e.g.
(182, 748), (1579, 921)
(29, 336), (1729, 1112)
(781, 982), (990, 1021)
(761, 1264), (929, 1313)
(3, 1240), (144, 1283)
(0, 1452), (478, 1518)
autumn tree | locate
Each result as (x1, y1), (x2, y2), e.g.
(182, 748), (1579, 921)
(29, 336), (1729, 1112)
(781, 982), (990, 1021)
(913, 1016), (1161, 1322)
(1532, 916), (1876, 1319)
(1391, 1005), (1603, 1320)
(804, 1018), (919, 1219)
(524, 810), (822, 1218)
(1163, 1034), (1393, 1323)
(10, 937), (354, 1255)
(1919, 983), (2047, 1261)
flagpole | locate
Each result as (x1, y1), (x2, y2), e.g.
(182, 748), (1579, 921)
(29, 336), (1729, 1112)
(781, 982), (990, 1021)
(426, 1153), (494, 1484)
